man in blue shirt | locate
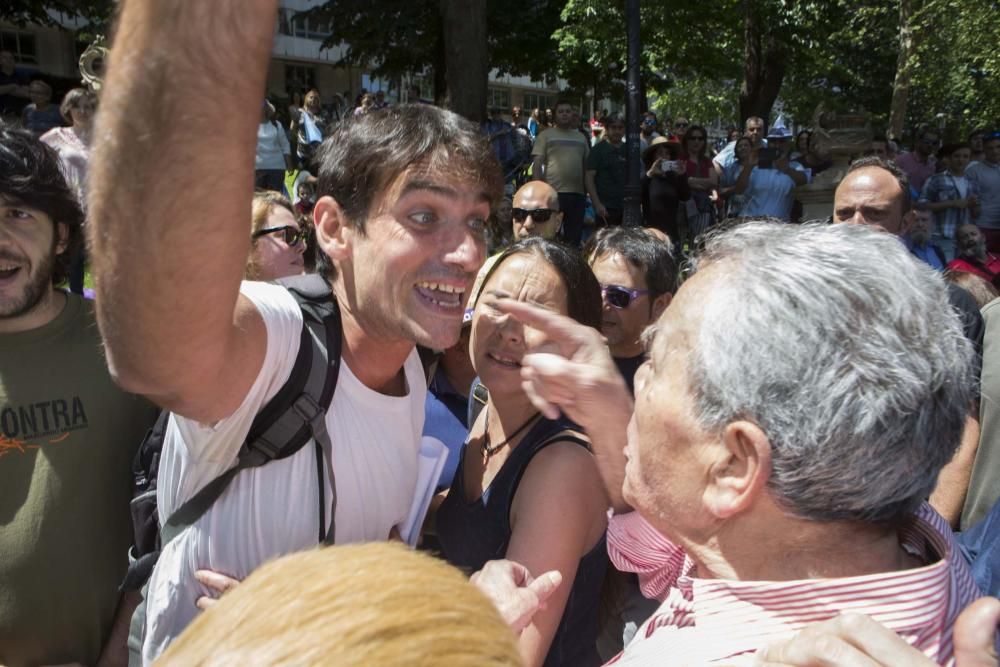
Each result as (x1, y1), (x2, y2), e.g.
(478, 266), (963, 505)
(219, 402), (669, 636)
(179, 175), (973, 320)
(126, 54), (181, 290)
(732, 120), (807, 221)
(905, 205), (947, 270)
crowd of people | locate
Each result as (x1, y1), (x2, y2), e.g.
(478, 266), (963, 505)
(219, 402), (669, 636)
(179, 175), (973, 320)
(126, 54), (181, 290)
(4, 2), (1000, 666)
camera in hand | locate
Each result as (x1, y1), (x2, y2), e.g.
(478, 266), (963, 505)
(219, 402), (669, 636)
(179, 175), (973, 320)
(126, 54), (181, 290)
(757, 148), (779, 169)
(661, 160), (679, 173)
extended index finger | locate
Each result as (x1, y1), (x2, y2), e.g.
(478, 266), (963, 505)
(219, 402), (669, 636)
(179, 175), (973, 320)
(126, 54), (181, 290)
(494, 299), (595, 343)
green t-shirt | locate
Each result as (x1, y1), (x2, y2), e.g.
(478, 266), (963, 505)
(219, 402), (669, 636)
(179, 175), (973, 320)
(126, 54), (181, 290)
(0, 294), (157, 666)
(532, 127), (589, 194)
(586, 140), (627, 211)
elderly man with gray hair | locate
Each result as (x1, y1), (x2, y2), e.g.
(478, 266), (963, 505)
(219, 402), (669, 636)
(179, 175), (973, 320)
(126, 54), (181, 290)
(493, 220), (985, 664)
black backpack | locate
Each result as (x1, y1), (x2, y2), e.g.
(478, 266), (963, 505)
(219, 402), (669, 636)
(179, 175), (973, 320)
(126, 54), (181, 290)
(123, 274), (342, 661)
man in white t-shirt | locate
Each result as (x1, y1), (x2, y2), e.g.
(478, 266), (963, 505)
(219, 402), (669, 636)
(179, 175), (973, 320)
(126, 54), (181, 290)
(87, 2), (503, 662)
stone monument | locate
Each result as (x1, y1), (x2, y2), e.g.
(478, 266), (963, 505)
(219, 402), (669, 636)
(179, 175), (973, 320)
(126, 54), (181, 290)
(796, 105), (874, 221)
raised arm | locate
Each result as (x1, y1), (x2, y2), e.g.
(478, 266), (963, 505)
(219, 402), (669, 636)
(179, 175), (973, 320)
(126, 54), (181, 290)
(88, 0), (275, 422)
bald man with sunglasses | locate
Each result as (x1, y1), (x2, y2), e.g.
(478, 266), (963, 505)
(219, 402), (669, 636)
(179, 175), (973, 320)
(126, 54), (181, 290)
(511, 180), (563, 241)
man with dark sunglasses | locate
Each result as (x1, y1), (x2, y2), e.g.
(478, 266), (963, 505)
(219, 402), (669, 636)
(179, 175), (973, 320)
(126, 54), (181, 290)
(584, 226), (676, 396)
(511, 180), (563, 241)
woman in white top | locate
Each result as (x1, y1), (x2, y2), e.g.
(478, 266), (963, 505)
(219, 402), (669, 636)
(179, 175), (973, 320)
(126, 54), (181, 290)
(41, 87), (96, 294)
(254, 100), (293, 192)
(290, 89), (327, 168)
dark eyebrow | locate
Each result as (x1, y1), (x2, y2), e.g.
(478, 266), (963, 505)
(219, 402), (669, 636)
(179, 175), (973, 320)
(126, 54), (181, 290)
(399, 179), (491, 204)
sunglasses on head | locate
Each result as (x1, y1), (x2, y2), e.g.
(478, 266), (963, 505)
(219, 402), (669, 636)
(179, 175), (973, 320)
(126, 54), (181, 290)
(601, 284), (651, 309)
(253, 225), (306, 246)
(512, 208), (557, 223)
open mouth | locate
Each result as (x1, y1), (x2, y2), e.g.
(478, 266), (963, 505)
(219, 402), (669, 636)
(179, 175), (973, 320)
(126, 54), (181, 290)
(486, 351), (522, 368)
(415, 281), (465, 310)
(0, 265), (22, 282)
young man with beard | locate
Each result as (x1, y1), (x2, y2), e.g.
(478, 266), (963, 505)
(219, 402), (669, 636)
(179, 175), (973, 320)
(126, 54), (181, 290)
(0, 128), (157, 666)
(87, 1), (502, 662)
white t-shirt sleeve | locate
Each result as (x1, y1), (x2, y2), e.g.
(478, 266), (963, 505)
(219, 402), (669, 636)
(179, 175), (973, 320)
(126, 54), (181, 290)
(164, 281), (304, 502)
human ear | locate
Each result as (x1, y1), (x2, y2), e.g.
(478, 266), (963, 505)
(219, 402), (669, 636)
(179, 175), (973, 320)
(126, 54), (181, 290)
(313, 195), (352, 264)
(704, 421), (771, 519)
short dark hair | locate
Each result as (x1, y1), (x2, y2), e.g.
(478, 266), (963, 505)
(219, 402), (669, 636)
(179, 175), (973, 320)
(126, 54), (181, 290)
(0, 129), (84, 287)
(584, 227), (677, 303)
(314, 104), (503, 279)
(846, 156), (912, 214)
(940, 141), (971, 157)
(475, 237), (602, 331)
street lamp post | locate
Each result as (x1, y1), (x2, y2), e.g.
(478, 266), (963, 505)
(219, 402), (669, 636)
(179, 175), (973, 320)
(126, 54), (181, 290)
(623, 0), (642, 226)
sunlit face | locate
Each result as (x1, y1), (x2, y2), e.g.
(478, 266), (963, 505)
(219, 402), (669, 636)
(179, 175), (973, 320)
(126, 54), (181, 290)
(251, 207), (306, 281)
(323, 163), (491, 350)
(0, 197), (65, 320)
(590, 251), (657, 358)
(745, 121), (764, 144)
(304, 91), (321, 112)
(512, 184), (561, 241)
(833, 167), (909, 235)
(949, 148), (972, 174)
(624, 264), (720, 541)
(470, 252), (568, 401)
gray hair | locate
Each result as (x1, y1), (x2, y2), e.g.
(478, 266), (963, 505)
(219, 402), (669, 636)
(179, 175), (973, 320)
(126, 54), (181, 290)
(687, 221), (974, 525)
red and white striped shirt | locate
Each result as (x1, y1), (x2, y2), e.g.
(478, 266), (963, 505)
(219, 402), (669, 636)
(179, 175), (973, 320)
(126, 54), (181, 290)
(605, 503), (982, 666)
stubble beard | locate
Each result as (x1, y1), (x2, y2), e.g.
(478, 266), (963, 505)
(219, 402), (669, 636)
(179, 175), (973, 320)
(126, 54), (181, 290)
(0, 250), (56, 321)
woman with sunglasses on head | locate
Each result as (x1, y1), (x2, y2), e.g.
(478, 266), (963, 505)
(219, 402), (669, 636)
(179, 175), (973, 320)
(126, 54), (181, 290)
(246, 191), (308, 281)
(680, 125), (719, 239)
(437, 237), (609, 667)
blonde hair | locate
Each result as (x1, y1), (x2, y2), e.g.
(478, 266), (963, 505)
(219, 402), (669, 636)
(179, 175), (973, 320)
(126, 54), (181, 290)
(247, 190), (296, 280)
(945, 269), (1000, 309)
(157, 543), (522, 667)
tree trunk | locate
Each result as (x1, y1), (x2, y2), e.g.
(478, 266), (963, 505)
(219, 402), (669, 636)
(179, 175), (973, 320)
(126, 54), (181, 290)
(888, 0), (917, 142)
(738, 0), (786, 127)
(439, 0), (488, 122)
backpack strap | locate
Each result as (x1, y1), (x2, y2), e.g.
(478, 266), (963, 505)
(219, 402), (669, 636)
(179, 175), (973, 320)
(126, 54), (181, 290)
(160, 275), (342, 546)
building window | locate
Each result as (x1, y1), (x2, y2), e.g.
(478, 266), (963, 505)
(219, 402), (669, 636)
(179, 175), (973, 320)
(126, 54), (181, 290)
(285, 65), (316, 94)
(522, 93), (555, 113)
(488, 87), (511, 112)
(276, 8), (330, 40)
(0, 31), (38, 65)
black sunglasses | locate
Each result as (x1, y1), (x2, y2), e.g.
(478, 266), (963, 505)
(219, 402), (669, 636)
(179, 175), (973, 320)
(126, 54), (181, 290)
(601, 284), (651, 309)
(512, 208), (557, 223)
(252, 225), (306, 246)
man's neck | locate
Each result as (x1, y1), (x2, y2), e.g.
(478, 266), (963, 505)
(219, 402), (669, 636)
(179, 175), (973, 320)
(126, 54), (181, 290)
(612, 342), (643, 359)
(333, 282), (414, 396)
(0, 288), (66, 334)
(683, 506), (924, 582)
